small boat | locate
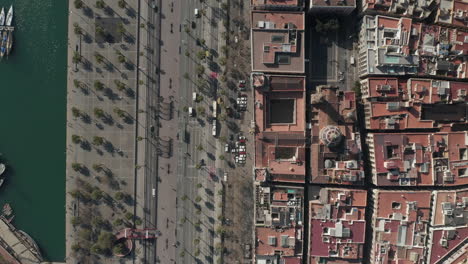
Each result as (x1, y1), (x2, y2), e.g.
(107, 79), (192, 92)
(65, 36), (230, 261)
(0, 8), (5, 26)
(2, 203), (12, 216)
(0, 163), (5, 176)
(0, 32), (5, 59)
(0, 179), (4, 188)
(5, 5), (12, 26)
(6, 31), (12, 56)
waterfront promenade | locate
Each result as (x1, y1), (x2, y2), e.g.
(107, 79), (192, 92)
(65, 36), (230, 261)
(65, 0), (151, 262)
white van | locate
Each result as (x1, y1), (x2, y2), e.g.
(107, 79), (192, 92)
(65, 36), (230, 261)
(152, 188), (156, 197)
(188, 107), (194, 117)
(193, 92), (197, 101)
(194, 8), (199, 17)
(350, 56), (355, 65)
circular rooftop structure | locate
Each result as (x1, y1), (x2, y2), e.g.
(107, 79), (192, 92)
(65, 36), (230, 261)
(319, 126), (343, 147)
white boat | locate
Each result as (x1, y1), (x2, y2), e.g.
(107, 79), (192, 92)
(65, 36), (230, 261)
(5, 5), (12, 26)
(0, 8), (5, 26)
(6, 30), (12, 56)
(0, 164), (5, 176)
(0, 179), (4, 188)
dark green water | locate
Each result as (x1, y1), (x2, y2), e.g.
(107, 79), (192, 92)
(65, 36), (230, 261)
(0, 0), (66, 261)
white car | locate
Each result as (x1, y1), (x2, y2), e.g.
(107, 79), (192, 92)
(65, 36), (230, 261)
(225, 143), (230, 152)
(188, 107), (194, 117)
(193, 92), (197, 101)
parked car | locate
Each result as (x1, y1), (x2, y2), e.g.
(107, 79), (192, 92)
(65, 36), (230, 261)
(188, 107), (194, 117)
(238, 80), (246, 90)
(225, 143), (230, 152)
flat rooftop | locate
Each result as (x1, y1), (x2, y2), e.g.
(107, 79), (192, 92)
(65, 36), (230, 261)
(251, 30), (305, 73)
(252, 11), (304, 30)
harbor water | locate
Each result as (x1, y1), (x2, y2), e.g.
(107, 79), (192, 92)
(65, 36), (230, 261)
(0, 0), (66, 261)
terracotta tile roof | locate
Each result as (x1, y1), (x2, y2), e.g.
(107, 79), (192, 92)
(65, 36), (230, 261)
(372, 190), (432, 263)
(368, 131), (468, 186)
(253, 74), (306, 133)
(310, 87), (363, 185)
(429, 228), (468, 264)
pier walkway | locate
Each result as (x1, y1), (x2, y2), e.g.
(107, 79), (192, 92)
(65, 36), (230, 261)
(0, 218), (42, 264)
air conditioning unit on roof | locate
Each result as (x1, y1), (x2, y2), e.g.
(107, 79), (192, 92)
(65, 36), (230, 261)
(457, 89), (466, 97)
(443, 171), (454, 182)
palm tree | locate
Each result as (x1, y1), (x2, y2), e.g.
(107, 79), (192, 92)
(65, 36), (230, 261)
(92, 163), (104, 172)
(74, 0), (84, 9)
(94, 108), (105, 118)
(71, 107), (82, 118)
(196, 144), (204, 151)
(72, 51), (82, 64)
(95, 0), (106, 9)
(73, 23), (83, 35)
(73, 79), (82, 88)
(118, 0), (126, 8)
(94, 52), (104, 64)
(71, 163), (83, 171)
(95, 24), (106, 37)
(116, 51), (126, 64)
(94, 80), (104, 91)
(196, 65), (205, 75)
(92, 136), (105, 146)
(72, 134), (82, 144)
(114, 80), (126, 91)
(117, 23), (126, 35)
(113, 107), (126, 118)
(219, 57), (227, 66)
(196, 50), (206, 60)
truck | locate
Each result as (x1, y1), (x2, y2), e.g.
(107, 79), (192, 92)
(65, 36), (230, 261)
(212, 101), (217, 118)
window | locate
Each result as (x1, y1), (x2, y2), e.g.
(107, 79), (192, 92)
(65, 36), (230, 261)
(460, 148), (468, 160)
(263, 45), (270, 52)
(392, 202), (401, 209)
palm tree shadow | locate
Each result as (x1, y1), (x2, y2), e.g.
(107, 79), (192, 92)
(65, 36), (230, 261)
(126, 7), (136, 18)
(83, 33), (93, 44)
(83, 6), (94, 18)
(103, 88), (120, 102)
(103, 141), (115, 154)
(80, 141), (92, 152)
(104, 6), (114, 16)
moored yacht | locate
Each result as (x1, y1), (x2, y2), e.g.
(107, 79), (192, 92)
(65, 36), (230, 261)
(5, 5), (12, 26)
(6, 30), (12, 56)
(0, 163), (5, 176)
(0, 8), (5, 26)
